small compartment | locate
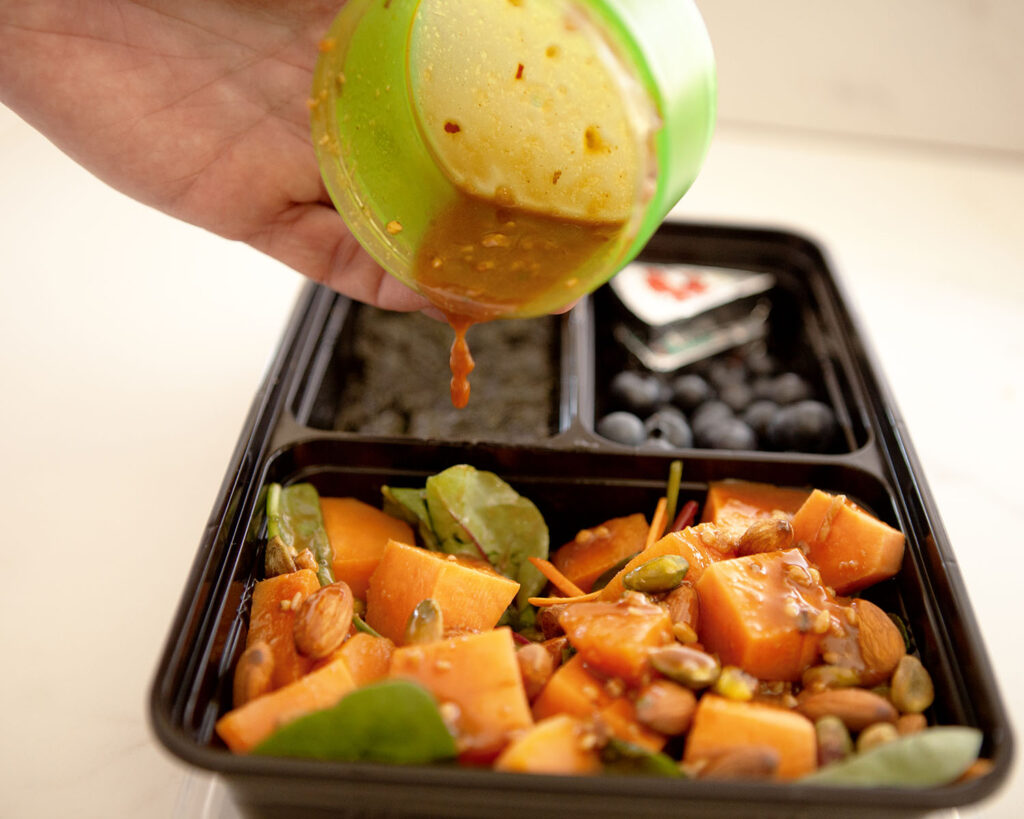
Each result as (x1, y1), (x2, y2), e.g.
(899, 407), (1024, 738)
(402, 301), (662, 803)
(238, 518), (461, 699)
(588, 225), (870, 454)
(292, 299), (565, 442)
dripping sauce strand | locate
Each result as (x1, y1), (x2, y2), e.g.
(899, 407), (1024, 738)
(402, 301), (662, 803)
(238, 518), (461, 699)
(411, 190), (624, 409)
(447, 314), (476, 409)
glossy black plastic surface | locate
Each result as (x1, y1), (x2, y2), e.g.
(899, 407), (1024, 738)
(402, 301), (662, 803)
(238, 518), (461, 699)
(150, 223), (1013, 817)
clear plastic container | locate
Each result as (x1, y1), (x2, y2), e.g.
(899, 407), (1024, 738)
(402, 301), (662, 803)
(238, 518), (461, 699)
(310, 0), (716, 321)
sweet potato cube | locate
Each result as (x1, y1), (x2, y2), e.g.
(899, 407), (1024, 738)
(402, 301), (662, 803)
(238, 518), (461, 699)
(336, 632), (394, 686)
(215, 654), (357, 753)
(245, 569), (319, 690)
(557, 597), (673, 685)
(389, 627), (532, 762)
(696, 549), (828, 681)
(598, 523), (725, 601)
(684, 694), (817, 780)
(791, 489), (905, 594)
(494, 714), (602, 775)
(532, 654), (664, 752)
(701, 480), (811, 533)
(365, 540), (519, 643)
(532, 652), (612, 720)
(320, 497), (415, 599)
(551, 513), (649, 592)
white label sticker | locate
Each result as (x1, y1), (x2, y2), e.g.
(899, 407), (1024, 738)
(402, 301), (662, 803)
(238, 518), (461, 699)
(610, 262), (775, 327)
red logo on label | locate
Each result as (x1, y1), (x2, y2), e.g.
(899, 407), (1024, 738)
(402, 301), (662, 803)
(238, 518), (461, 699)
(644, 267), (708, 300)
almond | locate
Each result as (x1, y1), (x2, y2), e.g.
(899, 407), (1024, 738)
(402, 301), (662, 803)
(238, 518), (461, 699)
(736, 516), (794, 557)
(853, 599), (906, 686)
(232, 640), (275, 707)
(796, 688), (898, 731)
(516, 643), (555, 702)
(293, 581), (354, 659)
(663, 582), (699, 632)
(635, 679), (697, 736)
(536, 604), (567, 639)
(697, 745), (781, 780)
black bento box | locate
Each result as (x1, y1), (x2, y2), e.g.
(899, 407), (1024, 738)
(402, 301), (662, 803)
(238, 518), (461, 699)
(150, 223), (1013, 817)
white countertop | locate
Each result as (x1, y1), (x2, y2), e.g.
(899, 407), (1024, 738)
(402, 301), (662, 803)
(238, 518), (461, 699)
(1, 104), (1021, 817)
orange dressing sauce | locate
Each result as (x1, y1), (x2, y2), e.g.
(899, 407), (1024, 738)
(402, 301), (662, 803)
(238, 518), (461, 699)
(412, 189), (623, 407)
(447, 314), (475, 409)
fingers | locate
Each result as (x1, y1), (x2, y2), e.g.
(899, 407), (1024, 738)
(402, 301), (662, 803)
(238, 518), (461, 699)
(248, 201), (432, 313)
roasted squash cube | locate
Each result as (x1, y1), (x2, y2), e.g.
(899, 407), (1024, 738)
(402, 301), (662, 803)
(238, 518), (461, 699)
(791, 490), (904, 594)
(390, 627), (532, 762)
(366, 540), (519, 643)
(532, 653), (664, 752)
(684, 694), (817, 780)
(557, 596), (673, 685)
(321, 497), (415, 599)
(551, 513), (649, 593)
(696, 549), (829, 681)
(494, 714), (602, 775)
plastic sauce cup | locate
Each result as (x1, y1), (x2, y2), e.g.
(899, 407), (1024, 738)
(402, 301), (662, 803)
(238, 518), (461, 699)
(310, 0), (715, 405)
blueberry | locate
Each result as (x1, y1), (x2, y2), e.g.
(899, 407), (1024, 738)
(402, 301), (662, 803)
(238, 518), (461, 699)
(770, 372), (814, 405)
(767, 400), (838, 452)
(741, 399), (780, 440)
(644, 408), (693, 448)
(719, 381), (754, 412)
(695, 417), (758, 450)
(596, 411), (646, 446)
(670, 373), (714, 412)
(751, 376), (777, 401)
(707, 359), (747, 390)
(609, 370), (667, 416)
(690, 400), (734, 444)
(743, 346), (779, 377)
(691, 399), (733, 429)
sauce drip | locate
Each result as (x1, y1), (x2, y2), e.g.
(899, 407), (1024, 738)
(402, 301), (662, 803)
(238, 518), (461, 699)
(412, 189), (623, 408)
(447, 314), (476, 408)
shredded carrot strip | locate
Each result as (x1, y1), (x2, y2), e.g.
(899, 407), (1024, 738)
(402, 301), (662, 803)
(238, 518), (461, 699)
(645, 496), (668, 551)
(528, 590), (602, 607)
(528, 556), (586, 598)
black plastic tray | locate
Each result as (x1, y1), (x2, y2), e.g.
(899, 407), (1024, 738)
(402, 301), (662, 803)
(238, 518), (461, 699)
(150, 222), (1013, 817)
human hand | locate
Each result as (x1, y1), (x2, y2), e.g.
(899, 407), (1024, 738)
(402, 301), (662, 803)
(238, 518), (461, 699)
(0, 0), (430, 311)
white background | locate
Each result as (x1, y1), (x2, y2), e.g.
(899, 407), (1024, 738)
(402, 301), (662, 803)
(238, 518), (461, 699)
(2, 1), (1022, 816)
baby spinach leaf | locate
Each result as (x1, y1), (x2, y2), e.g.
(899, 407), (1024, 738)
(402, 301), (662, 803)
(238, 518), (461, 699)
(802, 726), (982, 787)
(383, 465), (549, 608)
(267, 483), (334, 586)
(381, 486), (438, 550)
(252, 680), (457, 764)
